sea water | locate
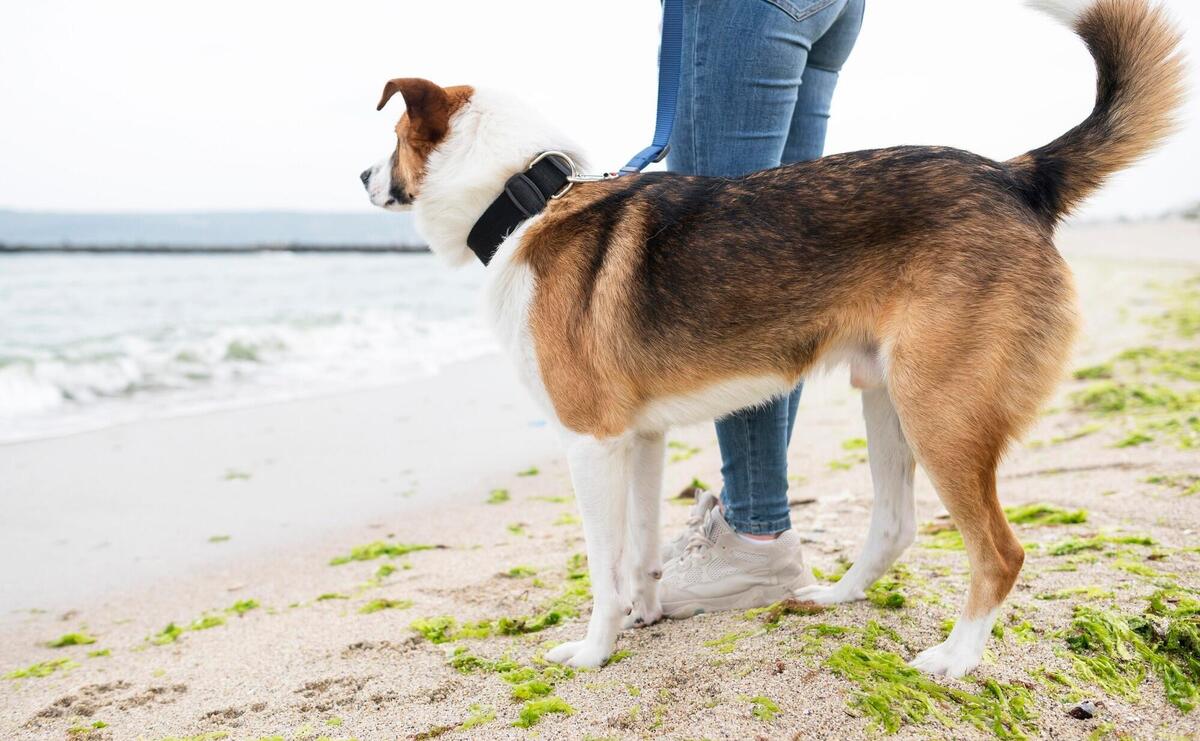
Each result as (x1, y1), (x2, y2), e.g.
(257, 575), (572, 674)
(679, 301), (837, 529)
(0, 252), (493, 442)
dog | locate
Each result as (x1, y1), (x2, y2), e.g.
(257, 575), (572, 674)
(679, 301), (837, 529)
(361, 0), (1183, 676)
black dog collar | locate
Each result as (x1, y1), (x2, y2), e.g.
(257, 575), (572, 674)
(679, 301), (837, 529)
(466, 152), (574, 266)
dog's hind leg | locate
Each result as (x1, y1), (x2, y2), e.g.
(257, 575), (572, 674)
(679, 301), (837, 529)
(887, 346), (1029, 678)
(623, 431), (665, 629)
(796, 385), (916, 604)
(546, 432), (634, 668)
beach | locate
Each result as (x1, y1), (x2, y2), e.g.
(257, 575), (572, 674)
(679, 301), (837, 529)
(2, 219), (1199, 740)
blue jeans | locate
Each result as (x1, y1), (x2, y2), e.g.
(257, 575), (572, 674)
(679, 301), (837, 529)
(667, 0), (864, 535)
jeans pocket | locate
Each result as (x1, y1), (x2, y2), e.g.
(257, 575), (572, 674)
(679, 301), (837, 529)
(759, 0), (839, 23)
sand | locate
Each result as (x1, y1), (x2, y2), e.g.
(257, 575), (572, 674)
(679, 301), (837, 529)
(1, 219), (1198, 740)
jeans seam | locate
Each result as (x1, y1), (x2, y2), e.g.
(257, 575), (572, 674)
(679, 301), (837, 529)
(760, 0), (839, 23)
(690, 0), (705, 175)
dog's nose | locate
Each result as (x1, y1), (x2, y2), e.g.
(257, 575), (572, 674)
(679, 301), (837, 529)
(359, 168), (372, 188)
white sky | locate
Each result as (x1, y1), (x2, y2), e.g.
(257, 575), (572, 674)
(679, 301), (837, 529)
(0, 1), (1196, 219)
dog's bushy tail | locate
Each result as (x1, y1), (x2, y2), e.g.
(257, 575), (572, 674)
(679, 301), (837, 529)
(1010, 0), (1185, 225)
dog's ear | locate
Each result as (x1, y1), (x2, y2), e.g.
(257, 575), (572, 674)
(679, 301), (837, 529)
(377, 78), (451, 145)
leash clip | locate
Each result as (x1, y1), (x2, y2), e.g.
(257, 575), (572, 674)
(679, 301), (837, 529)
(527, 150), (619, 199)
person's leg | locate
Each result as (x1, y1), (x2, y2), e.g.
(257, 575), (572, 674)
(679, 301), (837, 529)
(778, 0), (864, 448)
(670, 0), (806, 539)
(781, 0), (864, 165)
(669, 0), (853, 539)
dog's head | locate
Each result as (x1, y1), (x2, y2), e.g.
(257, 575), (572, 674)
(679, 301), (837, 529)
(361, 78), (472, 213)
(362, 78), (583, 266)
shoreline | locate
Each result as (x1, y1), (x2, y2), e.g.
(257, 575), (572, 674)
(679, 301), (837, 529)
(0, 353), (559, 618)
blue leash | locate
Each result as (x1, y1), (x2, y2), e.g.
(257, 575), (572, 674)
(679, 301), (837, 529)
(619, 0), (684, 175)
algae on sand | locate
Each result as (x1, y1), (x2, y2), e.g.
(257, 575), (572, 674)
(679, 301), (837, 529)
(513, 696), (574, 727)
(328, 541), (437, 565)
(1063, 593), (1200, 712)
(5, 657), (79, 679)
(826, 644), (1035, 738)
(47, 632), (97, 648)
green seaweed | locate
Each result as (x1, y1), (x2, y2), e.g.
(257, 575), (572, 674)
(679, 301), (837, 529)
(1116, 431), (1154, 447)
(1050, 422), (1105, 444)
(1113, 558), (1163, 578)
(411, 554), (590, 643)
(207, 534), (231, 543)
(867, 577), (907, 610)
(1150, 277), (1200, 338)
(1048, 534), (1155, 556)
(88, 649), (111, 658)
(554, 512), (581, 526)
(529, 494), (571, 504)
(1146, 473), (1200, 496)
(1074, 363), (1115, 380)
(5, 657), (79, 679)
(1064, 600), (1200, 711)
(316, 593), (349, 601)
(747, 695), (780, 721)
(1036, 586), (1114, 601)
(329, 541), (435, 565)
(513, 696), (574, 727)
(47, 632), (97, 648)
(667, 440), (701, 462)
(825, 645), (1034, 738)
(1116, 347), (1200, 383)
(842, 437), (868, 450)
(189, 614), (225, 631)
(487, 488), (511, 504)
(410, 616), (457, 644)
(922, 529), (965, 551)
(517, 466), (540, 477)
(507, 523), (527, 536)
(358, 598), (413, 614)
(812, 557), (852, 582)
(223, 469), (251, 481)
(503, 565), (538, 578)
(829, 450), (868, 470)
(151, 622), (184, 645)
(605, 649), (632, 665)
(1071, 381), (1198, 415)
(228, 599), (260, 616)
(704, 631), (753, 654)
(461, 703), (495, 730)
(1004, 503), (1088, 526)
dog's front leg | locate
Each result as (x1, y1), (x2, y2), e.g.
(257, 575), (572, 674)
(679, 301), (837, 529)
(545, 432), (633, 668)
(624, 431), (665, 629)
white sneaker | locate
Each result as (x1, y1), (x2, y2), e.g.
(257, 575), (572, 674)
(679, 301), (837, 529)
(659, 507), (814, 619)
(660, 490), (720, 564)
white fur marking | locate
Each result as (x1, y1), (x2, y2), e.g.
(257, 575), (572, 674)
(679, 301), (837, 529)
(910, 608), (1001, 678)
(795, 385), (916, 605)
(1026, 0), (1092, 27)
(634, 375), (797, 432)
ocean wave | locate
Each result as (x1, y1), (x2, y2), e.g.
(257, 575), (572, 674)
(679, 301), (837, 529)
(0, 309), (497, 440)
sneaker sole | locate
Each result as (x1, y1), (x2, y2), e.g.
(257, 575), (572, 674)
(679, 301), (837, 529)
(660, 572), (815, 619)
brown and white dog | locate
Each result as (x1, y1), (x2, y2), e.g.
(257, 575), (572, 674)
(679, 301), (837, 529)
(362, 0), (1183, 676)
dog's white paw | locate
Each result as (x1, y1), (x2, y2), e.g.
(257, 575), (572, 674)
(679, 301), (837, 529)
(544, 639), (613, 669)
(622, 601), (663, 630)
(909, 640), (981, 679)
(794, 583), (866, 605)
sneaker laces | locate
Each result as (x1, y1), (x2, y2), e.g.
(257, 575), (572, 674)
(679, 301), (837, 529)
(671, 492), (716, 549)
(681, 527), (715, 565)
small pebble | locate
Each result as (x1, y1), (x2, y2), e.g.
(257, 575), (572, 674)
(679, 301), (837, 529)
(1068, 700), (1097, 720)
